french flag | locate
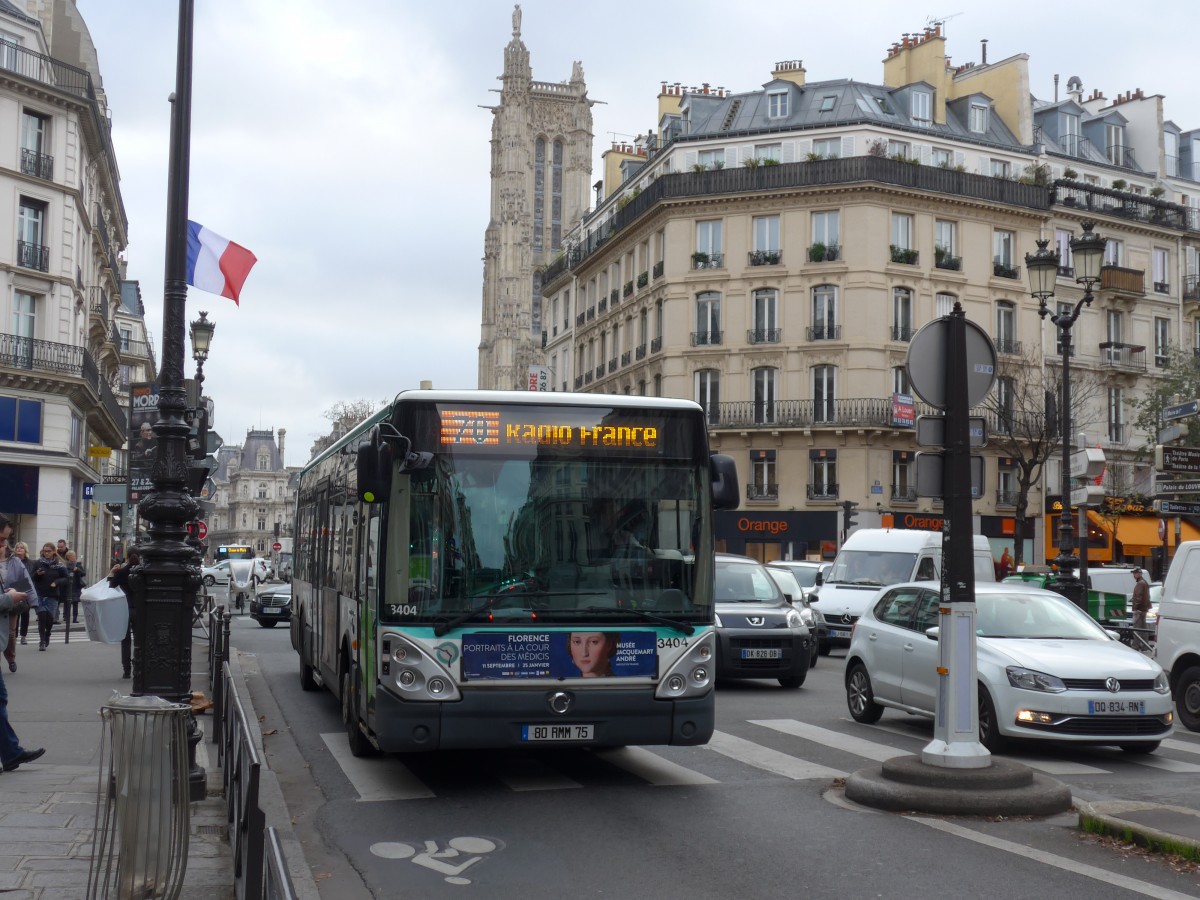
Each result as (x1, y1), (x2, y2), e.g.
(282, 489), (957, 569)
(185, 220), (258, 305)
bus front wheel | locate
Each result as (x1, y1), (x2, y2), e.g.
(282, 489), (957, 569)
(343, 668), (378, 758)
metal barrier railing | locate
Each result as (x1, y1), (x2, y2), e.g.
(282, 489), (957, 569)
(208, 607), (230, 744)
(263, 828), (300, 900)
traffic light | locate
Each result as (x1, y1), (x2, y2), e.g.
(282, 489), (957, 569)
(842, 500), (860, 536)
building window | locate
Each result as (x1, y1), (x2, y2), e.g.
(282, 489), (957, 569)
(993, 230), (1015, 268)
(1104, 238), (1123, 267)
(533, 138), (545, 253)
(751, 288), (778, 342)
(1155, 317), (1170, 368)
(754, 143), (781, 162)
(990, 159), (1012, 179)
(17, 197), (47, 270)
(551, 140), (563, 250)
(1154, 247), (1169, 292)
(69, 411), (82, 457)
(934, 219), (956, 255)
(699, 148), (724, 169)
(887, 140), (910, 160)
(0, 397), (42, 444)
(695, 292), (721, 345)
(1106, 310), (1124, 364)
(257, 482), (268, 499)
(892, 288), (914, 342)
(969, 103), (988, 134)
(819, 95), (836, 113)
(893, 366), (910, 395)
(911, 92), (931, 124)
(257, 451), (270, 471)
(1107, 386), (1125, 443)
(812, 137), (839, 159)
(752, 367), (778, 425)
(932, 147), (953, 168)
(1055, 229), (1073, 276)
(813, 365), (836, 423)
(695, 370), (720, 424)
(812, 210), (839, 250)
(997, 460), (1017, 506)
(809, 450), (837, 499)
(1106, 123), (1126, 166)
(935, 292), (956, 317)
(767, 91), (788, 118)
(892, 451), (915, 501)
(1061, 112), (1081, 156)
(696, 220), (723, 265)
(995, 301), (1016, 354)
(811, 285), (837, 340)
(750, 450), (777, 500)
(20, 110), (51, 179)
(752, 215), (780, 256)
(997, 376), (1015, 431)
(891, 213), (913, 250)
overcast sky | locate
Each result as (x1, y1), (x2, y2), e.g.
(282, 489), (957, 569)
(78, 1), (1200, 467)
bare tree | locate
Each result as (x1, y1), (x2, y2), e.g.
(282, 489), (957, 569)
(981, 344), (1103, 568)
(1131, 347), (1200, 450)
(308, 399), (385, 460)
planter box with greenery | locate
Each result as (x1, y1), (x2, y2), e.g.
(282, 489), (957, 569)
(934, 247), (961, 271)
(889, 244), (918, 265)
(750, 250), (782, 266)
(637, 272), (649, 289)
(691, 251), (710, 269)
(624, 281), (634, 297)
(993, 261), (1020, 279)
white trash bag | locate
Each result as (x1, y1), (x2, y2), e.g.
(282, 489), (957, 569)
(80, 577), (130, 644)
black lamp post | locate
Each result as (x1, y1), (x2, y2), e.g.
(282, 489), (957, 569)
(1025, 221), (1107, 608)
(128, 0), (205, 802)
(188, 311), (214, 555)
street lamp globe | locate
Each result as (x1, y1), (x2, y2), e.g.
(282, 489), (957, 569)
(1024, 239), (1059, 303)
(189, 310), (215, 364)
(1070, 221), (1106, 287)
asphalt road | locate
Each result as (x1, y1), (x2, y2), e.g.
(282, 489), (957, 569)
(232, 618), (1200, 899)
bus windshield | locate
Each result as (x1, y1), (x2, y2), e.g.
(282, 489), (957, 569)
(387, 455), (707, 625)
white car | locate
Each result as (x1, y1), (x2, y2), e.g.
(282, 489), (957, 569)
(764, 564), (823, 668)
(844, 580), (1173, 753)
(201, 560), (231, 589)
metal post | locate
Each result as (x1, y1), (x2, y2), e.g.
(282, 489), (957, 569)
(128, 0), (206, 804)
(1049, 310), (1086, 610)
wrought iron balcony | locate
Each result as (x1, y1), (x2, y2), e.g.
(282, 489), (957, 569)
(598, 297), (607, 313)
(995, 490), (1018, 507)
(749, 250), (782, 266)
(1055, 180), (1191, 231)
(691, 252), (724, 269)
(746, 483), (779, 501)
(1186, 275), (1200, 302)
(541, 331), (547, 348)
(587, 307), (595, 321)
(1099, 342), (1147, 373)
(635, 344), (647, 360)
(624, 281), (634, 297)
(808, 244), (840, 263)
(807, 325), (841, 341)
(891, 324), (916, 342)
(891, 485), (917, 502)
(934, 250), (961, 271)
(584, 371), (593, 384)
(0, 334), (125, 433)
(994, 338), (1022, 355)
(889, 245), (918, 265)
(807, 483), (839, 500)
(576, 312), (586, 327)
(1154, 281), (1170, 294)
(993, 261), (1020, 280)
(651, 337), (662, 353)
(608, 358), (617, 373)
(637, 272), (649, 289)
(691, 331), (721, 346)
(20, 148), (53, 181)
(653, 260), (664, 279)
(747, 328), (781, 344)
(611, 288), (619, 304)
(620, 351), (631, 366)
(595, 365), (605, 379)
(575, 375), (584, 389)
(17, 240), (49, 272)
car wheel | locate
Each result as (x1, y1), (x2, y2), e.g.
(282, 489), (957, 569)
(1119, 742), (1160, 754)
(846, 664), (883, 724)
(342, 669), (377, 758)
(779, 670), (807, 689)
(1175, 666), (1200, 732)
(978, 686), (1007, 753)
(818, 642), (833, 657)
(259, 620), (277, 628)
(808, 641), (818, 669)
(202, 574), (215, 587)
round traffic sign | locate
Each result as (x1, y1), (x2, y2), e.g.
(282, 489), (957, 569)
(196, 520), (208, 541)
(272, 541), (282, 552)
(1159, 518), (1167, 542)
(906, 315), (998, 410)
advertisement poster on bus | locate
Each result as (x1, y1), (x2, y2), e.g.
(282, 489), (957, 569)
(461, 631), (657, 679)
(128, 382), (159, 502)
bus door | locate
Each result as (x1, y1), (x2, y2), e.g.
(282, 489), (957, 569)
(358, 504), (381, 715)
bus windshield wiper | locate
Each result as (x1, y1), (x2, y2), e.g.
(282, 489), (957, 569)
(582, 606), (695, 635)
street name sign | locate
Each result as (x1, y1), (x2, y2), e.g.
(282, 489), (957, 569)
(1154, 476), (1200, 495)
(1155, 499), (1200, 515)
(1164, 399), (1200, 422)
(1155, 444), (1200, 473)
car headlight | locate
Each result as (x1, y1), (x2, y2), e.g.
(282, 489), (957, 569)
(1154, 671), (1170, 694)
(798, 607), (816, 628)
(1006, 666), (1066, 693)
(785, 608), (804, 629)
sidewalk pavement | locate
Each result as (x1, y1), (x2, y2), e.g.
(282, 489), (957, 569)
(1, 624), (233, 900)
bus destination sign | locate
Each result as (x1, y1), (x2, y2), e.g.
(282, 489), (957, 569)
(439, 408), (659, 451)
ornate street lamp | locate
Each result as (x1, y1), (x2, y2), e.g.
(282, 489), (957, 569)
(190, 310), (214, 374)
(1025, 221), (1106, 608)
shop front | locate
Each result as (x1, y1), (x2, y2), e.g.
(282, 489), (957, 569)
(1045, 495), (1200, 578)
(714, 510), (838, 562)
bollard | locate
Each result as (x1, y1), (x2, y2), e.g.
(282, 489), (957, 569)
(88, 694), (191, 900)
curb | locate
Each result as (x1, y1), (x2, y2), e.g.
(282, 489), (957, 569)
(1078, 799), (1200, 862)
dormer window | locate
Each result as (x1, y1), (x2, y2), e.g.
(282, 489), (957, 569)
(911, 91), (931, 125)
(969, 103), (989, 134)
(819, 95), (836, 113)
(768, 90), (788, 118)
(1106, 123), (1126, 166)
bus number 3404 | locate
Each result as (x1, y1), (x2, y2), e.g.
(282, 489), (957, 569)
(387, 604), (419, 617)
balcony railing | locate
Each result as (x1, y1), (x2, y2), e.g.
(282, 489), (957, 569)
(889, 245), (918, 265)
(807, 325), (841, 341)
(598, 297), (607, 313)
(595, 366), (605, 379)
(1099, 342), (1147, 373)
(891, 324), (916, 342)
(995, 490), (1018, 507)
(749, 250), (782, 266)
(746, 483), (779, 501)
(1185, 275), (1200, 302)
(807, 244), (840, 263)
(1154, 281), (1170, 294)
(994, 338), (1022, 355)
(608, 359), (617, 373)
(691, 331), (721, 346)
(587, 307), (595, 321)
(934, 252), (961, 271)
(807, 483), (839, 500)
(691, 252), (724, 270)
(584, 371), (593, 384)
(575, 375), (584, 389)
(543, 157), (1055, 288)
(610, 288), (619, 305)
(576, 312), (586, 327)
(652, 260), (664, 279)
(1057, 265), (1075, 278)
(0, 334), (125, 431)
(624, 281), (634, 297)
(1101, 265), (1145, 296)
(17, 240), (49, 272)
(20, 148), (53, 180)
(635, 344), (647, 360)
(1055, 180), (1193, 232)
(637, 272), (649, 289)
(706, 397), (1000, 431)
(993, 261), (1021, 280)
(747, 328), (781, 344)
(891, 485), (917, 502)
(620, 350), (631, 366)
(650, 337), (662, 353)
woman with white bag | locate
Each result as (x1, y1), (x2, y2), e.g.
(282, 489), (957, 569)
(108, 551), (140, 679)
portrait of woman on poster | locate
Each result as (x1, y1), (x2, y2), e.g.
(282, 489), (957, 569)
(568, 631), (619, 678)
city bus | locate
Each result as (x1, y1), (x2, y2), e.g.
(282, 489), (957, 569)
(290, 389), (738, 755)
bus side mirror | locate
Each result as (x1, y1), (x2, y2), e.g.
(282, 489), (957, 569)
(710, 453), (739, 510)
(356, 426), (393, 503)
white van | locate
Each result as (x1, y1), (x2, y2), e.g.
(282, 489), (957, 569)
(1149, 542), (1200, 730)
(811, 529), (996, 649)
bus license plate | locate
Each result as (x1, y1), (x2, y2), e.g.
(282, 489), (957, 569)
(522, 724), (594, 742)
(741, 648), (782, 659)
(1088, 700), (1145, 714)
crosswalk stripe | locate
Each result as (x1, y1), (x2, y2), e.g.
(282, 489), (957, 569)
(1127, 754), (1200, 774)
(320, 733), (435, 801)
(751, 719), (905, 763)
(706, 730), (845, 780)
(495, 755), (583, 792)
(1162, 737), (1200, 755)
(592, 747), (718, 786)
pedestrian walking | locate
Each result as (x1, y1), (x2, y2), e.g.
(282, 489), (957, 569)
(14, 543), (34, 646)
(65, 551), (85, 624)
(1131, 568), (1152, 630)
(30, 543), (66, 651)
(0, 514), (46, 771)
(109, 550), (140, 679)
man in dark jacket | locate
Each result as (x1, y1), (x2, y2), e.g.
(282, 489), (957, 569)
(1131, 568), (1152, 630)
(109, 550), (140, 679)
(0, 514), (46, 771)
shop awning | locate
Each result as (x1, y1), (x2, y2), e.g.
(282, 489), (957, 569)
(1086, 511), (1200, 556)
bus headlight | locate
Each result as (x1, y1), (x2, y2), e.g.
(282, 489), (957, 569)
(383, 633), (462, 701)
(656, 631), (716, 700)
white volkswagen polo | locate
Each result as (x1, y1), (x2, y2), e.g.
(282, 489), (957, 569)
(844, 580), (1172, 753)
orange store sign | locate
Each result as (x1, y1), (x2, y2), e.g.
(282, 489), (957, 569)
(737, 517), (789, 535)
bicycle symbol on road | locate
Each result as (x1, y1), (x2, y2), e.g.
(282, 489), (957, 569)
(370, 837), (499, 885)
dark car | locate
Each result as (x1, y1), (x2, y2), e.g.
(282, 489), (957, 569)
(250, 583), (291, 628)
(714, 554), (812, 689)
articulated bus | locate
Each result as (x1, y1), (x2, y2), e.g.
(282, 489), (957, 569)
(290, 390), (739, 755)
